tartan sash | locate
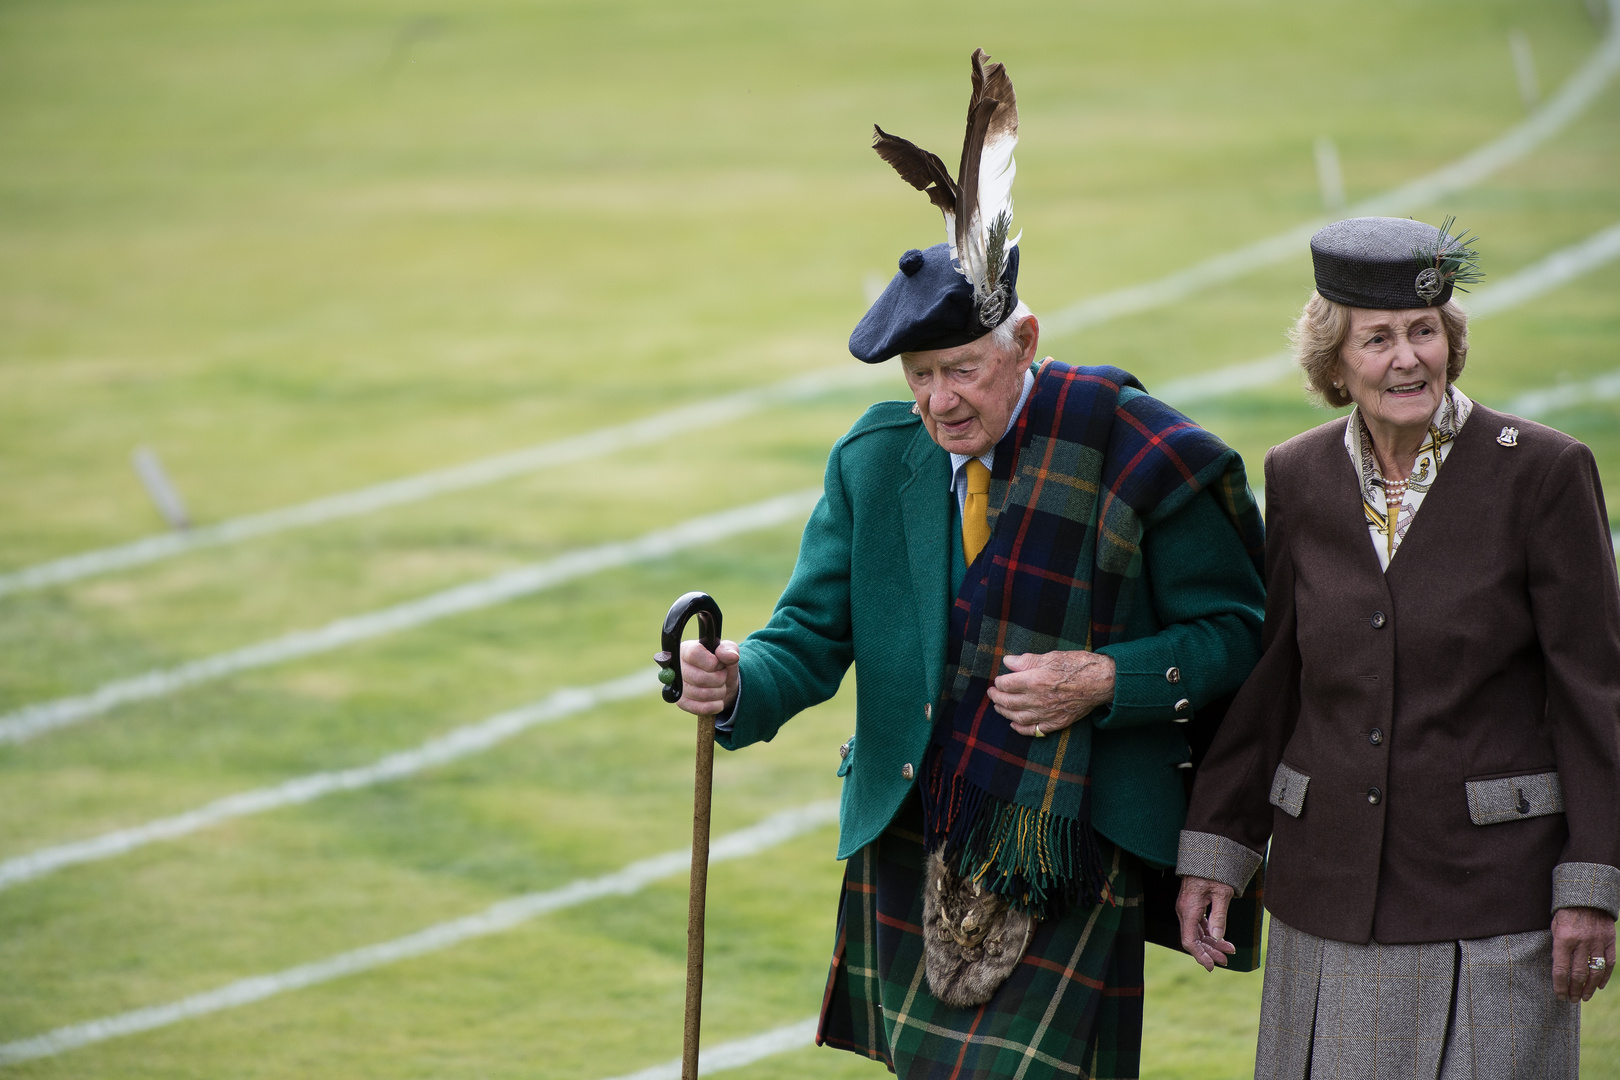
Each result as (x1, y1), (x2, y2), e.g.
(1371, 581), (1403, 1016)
(922, 361), (1263, 919)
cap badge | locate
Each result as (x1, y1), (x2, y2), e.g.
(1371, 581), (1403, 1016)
(976, 285), (1010, 330)
(1497, 426), (1519, 447)
(1414, 267), (1443, 303)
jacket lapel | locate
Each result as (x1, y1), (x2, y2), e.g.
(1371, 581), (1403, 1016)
(1318, 418), (1395, 588)
(901, 422), (952, 700)
(1383, 402), (1495, 578)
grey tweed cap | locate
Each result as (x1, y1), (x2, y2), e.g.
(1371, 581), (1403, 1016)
(1310, 216), (1460, 309)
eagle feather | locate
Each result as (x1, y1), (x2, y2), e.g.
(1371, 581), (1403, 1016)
(872, 48), (1020, 308)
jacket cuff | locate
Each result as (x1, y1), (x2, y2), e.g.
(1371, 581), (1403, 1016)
(1096, 638), (1192, 727)
(1176, 830), (1263, 896)
(712, 673), (739, 734)
(1551, 862), (1620, 918)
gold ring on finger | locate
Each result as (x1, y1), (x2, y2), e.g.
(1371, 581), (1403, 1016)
(1034, 724), (1046, 738)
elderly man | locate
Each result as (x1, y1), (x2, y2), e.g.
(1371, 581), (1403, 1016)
(675, 50), (1266, 1079)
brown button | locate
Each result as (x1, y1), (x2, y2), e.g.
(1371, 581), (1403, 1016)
(1369, 728), (1384, 746)
(924, 703), (932, 720)
(901, 763), (915, 780)
(1371, 611), (1387, 629)
(1165, 666), (1181, 684)
(1174, 698), (1191, 713)
(1367, 787), (1382, 805)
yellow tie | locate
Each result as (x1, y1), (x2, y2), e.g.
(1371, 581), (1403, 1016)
(963, 459), (991, 565)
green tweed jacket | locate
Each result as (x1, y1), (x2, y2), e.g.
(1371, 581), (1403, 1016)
(719, 393), (1264, 869)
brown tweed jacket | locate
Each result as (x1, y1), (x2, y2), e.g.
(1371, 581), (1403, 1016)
(1179, 403), (1620, 944)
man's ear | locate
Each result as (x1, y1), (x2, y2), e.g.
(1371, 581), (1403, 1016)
(1015, 315), (1041, 370)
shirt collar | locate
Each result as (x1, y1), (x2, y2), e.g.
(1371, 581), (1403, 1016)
(948, 368), (1036, 486)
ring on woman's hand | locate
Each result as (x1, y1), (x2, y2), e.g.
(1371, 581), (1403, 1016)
(1590, 956), (1608, 972)
(1034, 724), (1047, 738)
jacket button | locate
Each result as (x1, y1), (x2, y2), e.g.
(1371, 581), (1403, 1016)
(1371, 611), (1387, 629)
(1369, 728), (1383, 746)
(1165, 666), (1181, 684)
(839, 741), (852, 760)
(1174, 698), (1190, 713)
(1367, 787), (1383, 805)
(924, 703), (932, 720)
(901, 763), (915, 780)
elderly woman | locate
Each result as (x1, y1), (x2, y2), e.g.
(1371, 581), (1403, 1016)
(1173, 216), (1620, 1079)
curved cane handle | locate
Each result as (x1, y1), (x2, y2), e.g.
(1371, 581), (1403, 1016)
(655, 591), (723, 704)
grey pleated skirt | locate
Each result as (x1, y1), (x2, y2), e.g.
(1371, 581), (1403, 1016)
(1255, 916), (1580, 1080)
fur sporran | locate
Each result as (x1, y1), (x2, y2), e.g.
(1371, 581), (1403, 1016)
(921, 851), (1036, 1007)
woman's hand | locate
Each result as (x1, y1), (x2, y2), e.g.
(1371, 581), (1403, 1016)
(1552, 906), (1616, 1002)
(677, 638), (740, 717)
(989, 650), (1115, 738)
(1176, 876), (1238, 972)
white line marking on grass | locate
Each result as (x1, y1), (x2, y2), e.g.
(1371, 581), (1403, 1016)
(1470, 219), (1620, 320)
(0, 801), (840, 1067)
(1507, 370), (1620, 420)
(0, 669), (660, 891)
(4, 3), (1616, 598)
(601, 1018), (820, 1080)
(1043, 4), (1620, 337)
(1155, 352), (1296, 408)
(0, 491), (819, 745)
(0, 371), (885, 600)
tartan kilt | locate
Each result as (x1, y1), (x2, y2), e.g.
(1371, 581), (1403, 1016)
(817, 795), (1145, 1079)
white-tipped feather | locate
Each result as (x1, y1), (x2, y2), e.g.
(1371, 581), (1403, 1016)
(958, 128), (1017, 299)
(873, 48), (1020, 319)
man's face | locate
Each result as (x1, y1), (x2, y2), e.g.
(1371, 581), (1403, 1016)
(901, 318), (1038, 459)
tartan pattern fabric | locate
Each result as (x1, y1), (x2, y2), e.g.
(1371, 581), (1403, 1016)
(818, 796), (1145, 1080)
(924, 362), (1264, 916)
(1256, 916), (1580, 1080)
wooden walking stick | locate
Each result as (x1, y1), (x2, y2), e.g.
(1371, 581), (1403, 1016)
(654, 591), (724, 1080)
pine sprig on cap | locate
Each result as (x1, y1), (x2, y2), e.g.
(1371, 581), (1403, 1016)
(1413, 215), (1485, 294)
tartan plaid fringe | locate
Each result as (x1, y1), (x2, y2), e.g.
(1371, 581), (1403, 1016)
(930, 765), (1111, 915)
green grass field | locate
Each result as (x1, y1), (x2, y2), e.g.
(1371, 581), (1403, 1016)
(2, 0), (1619, 1076)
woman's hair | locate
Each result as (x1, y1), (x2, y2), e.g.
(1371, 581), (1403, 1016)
(1290, 292), (1469, 408)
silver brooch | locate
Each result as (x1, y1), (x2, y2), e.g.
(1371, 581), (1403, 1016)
(976, 285), (1009, 330)
(1497, 426), (1519, 447)
(1414, 267), (1443, 303)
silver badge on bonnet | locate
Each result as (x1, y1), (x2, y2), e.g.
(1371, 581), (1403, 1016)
(1414, 267), (1443, 303)
(977, 287), (1008, 330)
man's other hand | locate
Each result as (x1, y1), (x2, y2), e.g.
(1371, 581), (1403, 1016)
(989, 650), (1115, 737)
(678, 638), (740, 717)
(1176, 876), (1238, 972)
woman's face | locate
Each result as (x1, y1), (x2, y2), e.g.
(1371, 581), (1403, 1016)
(1336, 307), (1449, 435)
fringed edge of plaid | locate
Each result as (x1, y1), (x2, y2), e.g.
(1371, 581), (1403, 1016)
(927, 749), (1115, 917)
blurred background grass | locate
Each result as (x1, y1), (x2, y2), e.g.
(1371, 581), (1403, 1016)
(0, 0), (1617, 1076)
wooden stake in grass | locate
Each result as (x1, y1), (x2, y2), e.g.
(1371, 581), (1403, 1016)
(655, 591), (724, 1080)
